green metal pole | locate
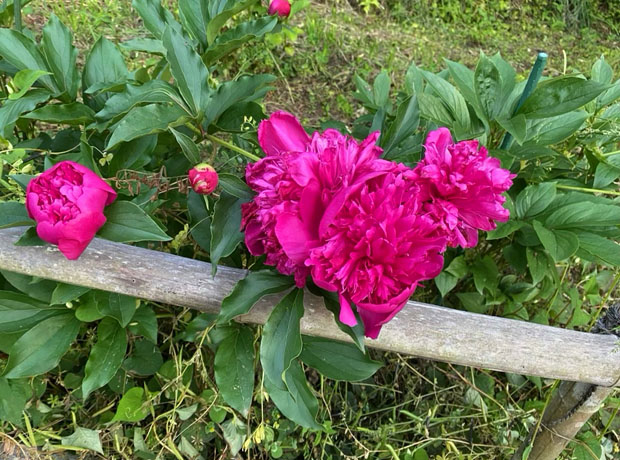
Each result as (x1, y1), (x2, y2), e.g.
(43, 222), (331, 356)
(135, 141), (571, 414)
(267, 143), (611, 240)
(499, 51), (547, 150)
(13, 0), (22, 32)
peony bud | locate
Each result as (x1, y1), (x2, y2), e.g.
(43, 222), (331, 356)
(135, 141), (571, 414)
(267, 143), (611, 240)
(188, 163), (218, 195)
(268, 0), (291, 17)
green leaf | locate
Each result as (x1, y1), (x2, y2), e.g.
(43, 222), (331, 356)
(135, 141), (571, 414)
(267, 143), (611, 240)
(0, 89), (51, 137)
(0, 202), (33, 229)
(380, 95), (419, 158)
(132, 0), (183, 39)
(106, 103), (188, 150)
(203, 74), (275, 127)
(82, 318), (127, 399)
(206, 0), (257, 46)
(486, 220), (524, 240)
(218, 270), (294, 324)
(51, 283), (90, 305)
(22, 102), (96, 125)
(9, 69), (51, 100)
(0, 290), (64, 334)
(170, 128), (201, 164)
(210, 191), (244, 273)
(456, 292), (487, 314)
(221, 416), (247, 456)
(41, 14), (79, 100)
(97, 292), (137, 327)
(417, 93), (454, 127)
(421, 69), (470, 134)
(471, 256), (499, 294)
(0, 29), (57, 92)
(179, 0), (210, 48)
(434, 272), (457, 297)
(203, 16), (278, 65)
(61, 427), (103, 455)
(532, 220), (579, 261)
(263, 360), (321, 430)
(75, 292), (104, 322)
(162, 25), (210, 117)
(575, 232), (620, 267)
(260, 289), (304, 386)
(218, 173), (254, 200)
(474, 53), (501, 121)
(98, 200), (171, 243)
(524, 111), (588, 146)
(592, 55), (613, 84)
(0, 377), (30, 426)
(128, 305), (158, 343)
(82, 37), (128, 111)
(544, 202), (620, 229)
(0, 271), (55, 303)
(497, 114), (527, 145)
(372, 70), (391, 109)
(96, 80), (184, 125)
(300, 336), (381, 381)
(214, 325), (254, 416)
(112, 387), (149, 422)
(123, 339), (163, 376)
(445, 59), (478, 112)
(515, 182), (557, 219)
(517, 76), (609, 119)
(526, 248), (548, 284)
(120, 37), (166, 54)
(3, 312), (80, 379)
(593, 154), (620, 188)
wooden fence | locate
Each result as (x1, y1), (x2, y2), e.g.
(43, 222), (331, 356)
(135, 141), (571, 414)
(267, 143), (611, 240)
(0, 226), (618, 459)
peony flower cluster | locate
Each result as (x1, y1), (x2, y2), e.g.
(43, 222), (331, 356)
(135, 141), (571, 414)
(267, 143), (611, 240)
(242, 112), (514, 338)
(26, 160), (117, 260)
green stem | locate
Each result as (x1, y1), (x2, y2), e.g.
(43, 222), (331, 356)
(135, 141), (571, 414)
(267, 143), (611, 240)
(556, 184), (620, 197)
(13, 0), (22, 32)
(601, 149), (620, 157)
(204, 133), (260, 162)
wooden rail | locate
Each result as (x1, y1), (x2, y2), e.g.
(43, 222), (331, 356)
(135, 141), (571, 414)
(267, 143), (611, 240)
(0, 226), (618, 388)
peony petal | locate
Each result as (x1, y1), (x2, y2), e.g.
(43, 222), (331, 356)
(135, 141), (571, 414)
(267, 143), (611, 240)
(423, 127), (453, 163)
(275, 212), (313, 264)
(57, 238), (90, 260)
(258, 111), (310, 156)
(338, 293), (358, 326)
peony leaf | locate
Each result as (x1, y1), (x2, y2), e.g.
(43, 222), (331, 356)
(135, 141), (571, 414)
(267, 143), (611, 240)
(99, 200), (171, 243)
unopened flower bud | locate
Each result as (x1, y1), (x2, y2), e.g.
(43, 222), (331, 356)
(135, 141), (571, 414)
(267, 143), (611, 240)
(268, 0), (291, 17)
(188, 163), (218, 195)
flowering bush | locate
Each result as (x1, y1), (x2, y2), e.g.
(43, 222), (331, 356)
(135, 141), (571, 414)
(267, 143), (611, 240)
(0, 0), (618, 454)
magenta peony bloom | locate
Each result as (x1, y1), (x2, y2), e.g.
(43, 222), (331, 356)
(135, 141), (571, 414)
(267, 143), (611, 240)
(242, 112), (447, 337)
(414, 128), (515, 248)
(26, 160), (117, 260)
(267, 0), (291, 17)
(188, 163), (218, 195)
(306, 168), (447, 338)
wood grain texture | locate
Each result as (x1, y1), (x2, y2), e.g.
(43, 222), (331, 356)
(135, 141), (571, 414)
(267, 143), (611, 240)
(1, 226), (619, 387)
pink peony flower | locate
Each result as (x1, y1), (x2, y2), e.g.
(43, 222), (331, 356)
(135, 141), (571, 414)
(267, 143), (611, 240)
(26, 160), (117, 260)
(242, 111), (448, 338)
(188, 163), (218, 195)
(267, 0), (291, 17)
(306, 168), (447, 338)
(414, 127), (515, 248)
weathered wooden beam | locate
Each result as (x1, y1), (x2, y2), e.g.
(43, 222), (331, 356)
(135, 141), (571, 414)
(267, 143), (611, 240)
(512, 382), (615, 460)
(0, 226), (619, 387)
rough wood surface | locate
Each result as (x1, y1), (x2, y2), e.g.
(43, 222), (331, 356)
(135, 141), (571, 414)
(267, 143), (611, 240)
(511, 382), (616, 460)
(0, 226), (619, 387)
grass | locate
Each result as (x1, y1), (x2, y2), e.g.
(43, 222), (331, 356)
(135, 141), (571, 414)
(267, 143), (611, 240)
(4, 0), (620, 458)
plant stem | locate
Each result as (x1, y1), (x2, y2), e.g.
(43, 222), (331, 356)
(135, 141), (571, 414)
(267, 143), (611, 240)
(13, 0), (22, 32)
(601, 149), (620, 157)
(556, 184), (620, 197)
(204, 133), (260, 162)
